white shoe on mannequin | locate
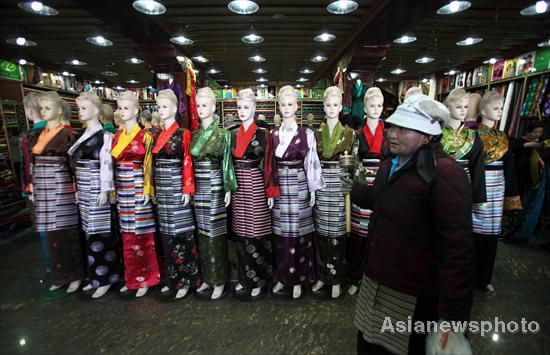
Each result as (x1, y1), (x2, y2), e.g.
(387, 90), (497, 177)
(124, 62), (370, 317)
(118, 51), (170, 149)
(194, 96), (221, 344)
(292, 285), (302, 299)
(135, 287), (149, 298)
(92, 285), (111, 299)
(119, 285), (128, 293)
(66, 280), (81, 293)
(331, 284), (341, 298)
(49, 284), (63, 292)
(272, 281), (284, 293)
(348, 285), (359, 296)
(197, 283), (209, 293)
(161, 286), (170, 293)
(251, 287), (262, 297)
(175, 287), (189, 299)
(82, 284), (93, 292)
(211, 285), (224, 299)
(312, 280), (324, 292)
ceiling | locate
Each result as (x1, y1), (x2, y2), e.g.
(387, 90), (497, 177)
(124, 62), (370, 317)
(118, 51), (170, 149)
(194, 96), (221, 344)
(0, 0), (549, 88)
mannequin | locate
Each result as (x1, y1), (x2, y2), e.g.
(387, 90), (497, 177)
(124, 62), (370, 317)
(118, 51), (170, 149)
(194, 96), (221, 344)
(68, 92), (121, 299)
(351, 79), (368, 125)
(474, 91), (521, 298)
(112, 91), (160, 298)
(230, 88), (280, 302)
(191, 87), (237, 300)
(31, 91), (83, 293)
(441, 88), (487, 230)
(464, 93), (482, 129)
(271, 85), (325, 299)
(312, 86), (355, 299)
(141, 109), (159, 136)
(61, 100), (72, 128)
(152, 89), (199, 300)
(20, 92), (50, 271)
(348, 87), (387, 296)
(100, 104), (117, 134)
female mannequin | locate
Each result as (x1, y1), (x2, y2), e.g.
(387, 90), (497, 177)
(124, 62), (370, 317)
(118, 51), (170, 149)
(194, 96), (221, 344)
(152, 89), (199, 300)
(230, 88), (279, 301)
(100, 104), (117, 134)
(112, 91), (160, 298)
(474, 91), (522, 298)
(348, 87), (387, 296)
(31, 91), (83, 293)
(441, 88), (487, 225)
(271, 85), (325, 299)
(191, 87), (237, 300)
(464, 93), (482, 129)
(312, 86), (355, 299)
(68, 92), (121, 299)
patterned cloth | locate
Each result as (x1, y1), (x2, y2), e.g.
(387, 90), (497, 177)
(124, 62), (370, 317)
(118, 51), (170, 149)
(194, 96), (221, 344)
(86, 232), (122, 288)
(274, 234), (315, 287)
(121, 232), (160, 289)
(75, 160), (112, 234)
(473, 162), (505, 235)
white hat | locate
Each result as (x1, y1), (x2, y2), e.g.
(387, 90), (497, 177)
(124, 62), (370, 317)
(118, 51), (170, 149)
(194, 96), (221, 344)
(386, 94), (449, 136)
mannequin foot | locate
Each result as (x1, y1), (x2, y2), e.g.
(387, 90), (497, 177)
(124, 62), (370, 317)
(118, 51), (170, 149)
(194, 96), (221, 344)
(175, 287), (189, 299)
(161, 286), (170, 293)
(312, 280), (324, 292)
(251, 287), (262, 297)
(331, 284), (341, 299)
(49, 284), (63, 292)
(135, 287), (149, 298)
(197, 283), (210, 293)
(66, 280), (81, 294)
(82, 284), (93, 292)
(92, 285), (111, 299)
(292, 285), (302, 299)
(234, 283), (244, 292)
(348, 285), (359, 296)
(119, 285), (129, 293)
(211, 285), (225, 300)
(272, 281), (284, 293)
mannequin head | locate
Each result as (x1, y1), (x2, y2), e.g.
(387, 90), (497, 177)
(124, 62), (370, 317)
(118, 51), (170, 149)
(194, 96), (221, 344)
(100, 104), (114, 125)
(363, 87), (384, 120)
(466, 93), (481, 122)
(156, 89), (178, 122)
(277, 85), (298, 119)
(274, 114), (282, 127)
(480, 91), (504, 123)
(22, 92), (43, 124)
(114, 110), (123, 129)
(37, 91), (63, 123)
(404, 87), (422, 100)
(152, 112), (161, 127)
(323, 86), (343, 120)
(61, 99), (71, 125)
(196, 87), (216, 121)
(237, 88), (256, 124)
(116, 91), (140, 123)
(75, 91), (102, 124)
(443, 88), (469, 122)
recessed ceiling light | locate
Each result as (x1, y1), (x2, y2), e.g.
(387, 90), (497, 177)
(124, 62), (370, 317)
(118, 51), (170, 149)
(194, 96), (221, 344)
(176, 55), (185, 62)
(170, 29), (193, 45)
(456, 37), (482, 46)
(18, 58), (28, 65)
(208, 68), (220, 74)
(18, 1), (59, 15)
(192, 55), (209, 63)
(483, 57), (500, 64)
(66, 58), (87, 66)
(86, 35), (113, 47)
(224, 84), (229, 88)
(376, 77), (387, 82)
(101, 70), (118, 77)
(391, 67), (406, 75)
(444, 69), (460, 75)
(421, 78), (430, 83)
(41, 72), (48, 76)
(62, 71), (75, 77)
(132, 0), (166, 15)
(297, 77), (309, 82)
(241, 32), (264, 44)
(253, 68), (267, 74)
(327, 0), (358, 14)
(126, 79), (140, 84)
(415, 56), (435, 64)
(125, 56), (144, 64)
(7, 36), (36, 47)
(314, 32), (336, 42)
(156, 73), (172, 80)
(296, 84), (304, 88)
(248, 54), (266, 62)
(299, 68), (314, 74)
(259, 83), (267, 88)
(94, 80), (104, 84)
(228, 0), (259, 14)
(521, 1), (549, 15)
(538, 39), (550, 47)
(310, 54), (327, 63)
(393, 35), (417, 44)
(114, 85), (124, 90)
(437, 1), (471, 15)
(256, 77), (268, 82)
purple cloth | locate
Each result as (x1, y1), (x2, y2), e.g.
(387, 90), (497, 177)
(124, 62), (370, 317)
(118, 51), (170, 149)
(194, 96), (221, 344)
(274, 234), (315, 287)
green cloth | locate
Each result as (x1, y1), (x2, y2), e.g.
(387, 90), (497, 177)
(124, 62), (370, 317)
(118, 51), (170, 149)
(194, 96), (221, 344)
(102, 122), (117, 134)
(315, 124), (355, 161)
(30, 120), (47, 134)
(191, 121), (237, 192)
(197, 234), (228, 286)
(321, 121), (344, 159)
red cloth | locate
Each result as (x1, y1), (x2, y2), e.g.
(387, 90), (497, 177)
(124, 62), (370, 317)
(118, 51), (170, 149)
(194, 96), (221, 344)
(181, 129), (195, 195)
(233, 122), (257, 159)
(122, 233), (160, 290)
(363, 121), (384, 154)
(153, 122), (179, 154)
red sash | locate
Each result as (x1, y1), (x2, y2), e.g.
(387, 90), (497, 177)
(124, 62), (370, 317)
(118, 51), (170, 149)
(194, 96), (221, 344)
(153, 121), (179, 154)
(233, 122), (257, 159)
(363, 121), (384, 154)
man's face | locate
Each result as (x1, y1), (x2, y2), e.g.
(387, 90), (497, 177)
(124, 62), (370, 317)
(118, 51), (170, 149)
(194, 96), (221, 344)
(388, 125), (429, 157)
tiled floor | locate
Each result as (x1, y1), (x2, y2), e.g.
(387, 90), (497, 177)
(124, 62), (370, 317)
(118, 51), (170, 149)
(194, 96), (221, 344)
(1, 233), (549, 355)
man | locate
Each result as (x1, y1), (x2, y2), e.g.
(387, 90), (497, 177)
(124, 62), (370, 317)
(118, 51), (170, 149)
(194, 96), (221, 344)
(348, 95), (474, 355)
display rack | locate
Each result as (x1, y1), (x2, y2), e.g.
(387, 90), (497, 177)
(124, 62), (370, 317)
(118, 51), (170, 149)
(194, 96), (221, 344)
(0, 101), (25, 175)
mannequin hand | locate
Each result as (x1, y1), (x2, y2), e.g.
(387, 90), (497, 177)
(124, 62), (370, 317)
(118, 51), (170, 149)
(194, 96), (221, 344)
(340, 172), (353, 196)
(182, 194), (191, 206)
(267, 197), (274, 210)
(143, 194), (151, 205)
(75, 191), (79, 204)
(97, 192), (108, 206)
(309, 193), (316, 207)
(224, 191), (231, 207)
(28, 193), (34, 203)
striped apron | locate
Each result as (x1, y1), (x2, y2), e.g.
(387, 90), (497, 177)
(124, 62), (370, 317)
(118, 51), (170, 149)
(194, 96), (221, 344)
(473, 161), (505, 235)
(348, 158), (380, 285)
(33, 156), (83, 285)
(154, 159), (200, 290)
(232, 159), (273, 289)
(456, 159), (484, 234)
(272, 161), (315, 287)
(76, 159), (121, 288)
(193, 160), (229, 286)
(313, 161), (346, 284)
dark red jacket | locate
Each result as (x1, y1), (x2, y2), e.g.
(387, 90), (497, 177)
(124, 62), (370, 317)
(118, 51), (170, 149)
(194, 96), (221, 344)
(351, 143), (474, 321)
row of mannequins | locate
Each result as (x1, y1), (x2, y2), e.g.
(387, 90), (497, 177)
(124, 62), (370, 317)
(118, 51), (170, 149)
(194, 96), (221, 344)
(21, 82), (519, 302)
